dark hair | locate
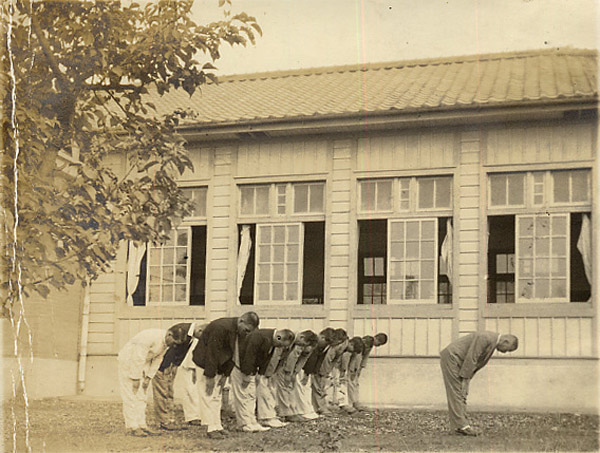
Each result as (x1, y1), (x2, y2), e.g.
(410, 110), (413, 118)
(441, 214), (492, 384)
(277, 329), (295, 344)
(350, 336), (364, 354)
(333, 328), (348, 343)
(362, 335), (375, 349)
(375, 332), (388, 345)
(240, 311), (260, 328)
(299, 330), (319, 346)
(167, 324), (189, 343)
(319, 327), (335, 343)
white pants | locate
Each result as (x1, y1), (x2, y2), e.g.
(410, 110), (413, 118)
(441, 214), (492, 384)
(256, 375), (278, 420)
(294, 371), (317, 416)
(118, 363), (149, 429)
(197, 371), (224, 432)
(230, 367), (258, 428)
(180, 366), (202, 422)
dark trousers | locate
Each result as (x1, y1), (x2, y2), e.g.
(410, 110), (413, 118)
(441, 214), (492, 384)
(440, 350), (469, 430)
(152, 365), (178, 425)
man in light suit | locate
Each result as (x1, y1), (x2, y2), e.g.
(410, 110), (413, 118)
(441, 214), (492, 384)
(440, 331), (518, 436)
(118, 326), (187, 436)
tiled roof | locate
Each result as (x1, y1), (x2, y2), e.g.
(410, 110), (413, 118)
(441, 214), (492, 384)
(152, 48), (597, 126)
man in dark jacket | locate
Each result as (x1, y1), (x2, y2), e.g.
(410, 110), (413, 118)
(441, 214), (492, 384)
(152, 322), (204, 430)
(192, 312), (259, 438)
(231, 328), (295, 431)
(440, 332), (518, 436)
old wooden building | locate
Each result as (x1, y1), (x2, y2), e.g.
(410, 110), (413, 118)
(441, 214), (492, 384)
(6, 48), (597, 412)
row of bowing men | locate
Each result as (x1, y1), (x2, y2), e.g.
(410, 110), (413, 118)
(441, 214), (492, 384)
(117, 311), (388, 437)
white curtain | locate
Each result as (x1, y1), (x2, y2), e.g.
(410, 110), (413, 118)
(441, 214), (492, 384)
(237, 226), (252, 301)
(126, 242), (147, 304)
(577, 214), (592, 288)
(440, 219), (453, 281)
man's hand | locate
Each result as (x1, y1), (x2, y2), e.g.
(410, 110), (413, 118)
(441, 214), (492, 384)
(218, 375), (227, 389)
(241, 376), (252, 389)
(206, 376), (216, 395)
(132, 379), (141, 394)
(142, 376), (151, 391)
(301, 373), (309, 386)
(191, 369), (197, 385)
(283, 373), (294, 387)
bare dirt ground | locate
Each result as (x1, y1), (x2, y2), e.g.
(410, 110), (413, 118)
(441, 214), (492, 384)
(3, 397), (598, 452)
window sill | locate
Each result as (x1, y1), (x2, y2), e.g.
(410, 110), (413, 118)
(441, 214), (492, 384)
(118, 304), (206, 320)
(232, 304), (326, 318)
(353, 303), (455, 318)
(482, 302), (595, 318)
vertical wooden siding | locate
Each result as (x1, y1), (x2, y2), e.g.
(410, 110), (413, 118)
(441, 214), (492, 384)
(486, 123), (594, 164)
(353, 317), (453, 356)
(484, 317), (594, 357)
(356, 131), (456, 171)
(236, 139), (329, 177)
(88, 263), (117, 355)
(457, 131), (481, 334)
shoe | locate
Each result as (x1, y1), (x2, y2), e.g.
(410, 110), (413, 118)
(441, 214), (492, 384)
(187, 419), (202, 426)
(261, 418), (287, 428)
(353, 404), (368, 412)
(283, 414), (307, 423)
(140, 427), (160, 436)
(302, 412), (319, 420)
(342, 405), (357, 414)
(126, 428), (147, 437)
(456, 426), (478, 437)
(207, 430), (227, 439)
(160, 423), (179, 430)
(317, 409), (332, 416)
(242, 424), (270, 432)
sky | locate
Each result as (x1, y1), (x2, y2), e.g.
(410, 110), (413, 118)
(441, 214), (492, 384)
(191, 0), (599, 76)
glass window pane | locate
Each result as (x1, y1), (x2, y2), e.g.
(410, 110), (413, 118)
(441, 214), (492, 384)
(273, 226), (285, 243)
(390, 261), (403, 279)
(421, 280), (434, 299)
(163, 248), (174, 265)
(406, 261), (420, 278)
(258, 264), (270, 282)
(490, 175), (507, 206)
(535, 279), (550, 298)
(149, 249), (161, 266)
(496, 254), (507, 273)
(390, 282), (403, 299)
(287, 245), (299, 262)
(360, 182), (376, 211)
(364, 258), (374, 277)
(177, 230), (187, 247)
(390, 222), (404, 240)
(175, 285), (186, 302)
(552, 216), (567, 235)
(552, 238), (566, 256)
(553, 172), (570, 203)
(149, 266), (161, 280)
(421, 261), (434, 278)
(435, 178), (452, 208)
(287, 225), (299, 242)
(363, 284), (373, 297)
(390, 242), (404, 260)
(256, 186), (270, 214)
(163, 285), (174, 302)
(259, 245), (271, 262)
(286, 264), (298, 282)
(508, 174), (524, 205)
(536, 238), (549, 255)
(519, 217), (534, 237)
(377, 181), (392, 210)
(421, 241), (435, 259)
(272, 283), (284, 300)
(535, 258), (549, 276)
(406, 241), (419, 259)
(260, 226), (272, 245)
(507, 255), (515, 273)
(535, 217), (550, 236)
(405, 281), (418, 299)
(571, 170), (589, 202)
(310, 184), (324, 212)
(286, 283), (297, 301)
(406, 221), (419, 239)
(519, 279), (533, 299)
(374, 257), (384, 276)
(272, 245), (284, 262)
(422, 221), (435, 239)
(148, 285), (160, 302)
(551, 258), (566, 277)
(258, 283), (270, 301)
(551, 279), (567, 298)
(163, 267), (174, 284)
(175, 266), (186, 283)
(519, 238), (533, 257)
(272, 264), (284, 281)
(294, 185), (309, 212)
(520, 259), (533, 276)
(418, 179), (434, 209)
(176, 247), (186, 264)
(241, 187), (254, 214)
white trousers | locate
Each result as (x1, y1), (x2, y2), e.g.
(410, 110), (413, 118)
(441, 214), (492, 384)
(118, 363), (149, 429)
(180, 366), (202, 422)
(256, 375), (278, 420)
(294, 371), (317, 416)
(230, 367), (258, 428)
(197, 371), (224, 432)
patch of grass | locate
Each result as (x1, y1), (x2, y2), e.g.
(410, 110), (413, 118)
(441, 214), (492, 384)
(3, 397), (598, 452)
